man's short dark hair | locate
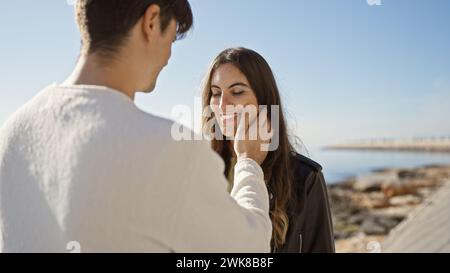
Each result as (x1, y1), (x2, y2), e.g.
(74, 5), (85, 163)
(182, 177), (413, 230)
(76, 0), (193, 56)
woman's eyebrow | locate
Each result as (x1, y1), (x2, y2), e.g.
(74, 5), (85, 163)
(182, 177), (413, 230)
(211, 82), (249, 90)
(228, 82), (249, 89)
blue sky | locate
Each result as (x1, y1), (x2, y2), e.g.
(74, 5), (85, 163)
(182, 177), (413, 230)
(0, 0), (449, 148)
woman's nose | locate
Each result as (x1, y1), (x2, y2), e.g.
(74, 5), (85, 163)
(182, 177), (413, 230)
(219, 94), (234, 113)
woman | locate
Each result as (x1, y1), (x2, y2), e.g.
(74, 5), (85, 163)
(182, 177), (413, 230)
(201, 47), (335, 253)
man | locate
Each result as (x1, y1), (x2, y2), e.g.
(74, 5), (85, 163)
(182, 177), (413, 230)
(0, 0), (271, 252)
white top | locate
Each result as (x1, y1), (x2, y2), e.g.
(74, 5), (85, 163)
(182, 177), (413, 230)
(0, 84), (271, 253)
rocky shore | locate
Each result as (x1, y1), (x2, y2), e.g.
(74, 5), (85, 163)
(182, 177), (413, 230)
(328, 164), (450, 253)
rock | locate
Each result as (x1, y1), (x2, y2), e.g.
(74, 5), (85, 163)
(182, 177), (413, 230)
(389, 194), (422, 206)
(410, 178), (440, 189)
(351, 192), (390, 209)
(375, 215), (402, 230)
(381, 179), (418, 197)
(370, 207), (411, 220)
(353, 172), (398, 192)
(329, 179), (355, 190)
(398, 170), (425, 179)
(347, 213), (368, 225)
(361, 217), (387, 235)
(334, 220), (360, 239)
(329, 188), (356, 214)
(360, 215), (401, 235)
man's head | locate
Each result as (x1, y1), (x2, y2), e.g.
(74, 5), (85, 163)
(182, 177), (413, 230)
(75, 0), (193, 93)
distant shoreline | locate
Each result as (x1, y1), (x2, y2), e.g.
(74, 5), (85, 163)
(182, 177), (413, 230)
(325, 146), (450, 153)
(325, 138), (450, 153)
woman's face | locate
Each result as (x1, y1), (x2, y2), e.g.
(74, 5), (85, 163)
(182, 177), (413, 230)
(210, 63), (259, 138)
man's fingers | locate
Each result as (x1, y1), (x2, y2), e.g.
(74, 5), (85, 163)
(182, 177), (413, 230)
(258, 109), (273, 142)
(235, 112), (248, 141)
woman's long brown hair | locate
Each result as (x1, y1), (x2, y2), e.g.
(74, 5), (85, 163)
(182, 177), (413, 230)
(201, 47), (296, 251)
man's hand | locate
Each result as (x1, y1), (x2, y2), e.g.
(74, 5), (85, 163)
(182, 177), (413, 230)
(234, 109), (272, 165)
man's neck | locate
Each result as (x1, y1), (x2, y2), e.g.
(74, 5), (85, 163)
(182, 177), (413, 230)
(63, 54), (137, 100)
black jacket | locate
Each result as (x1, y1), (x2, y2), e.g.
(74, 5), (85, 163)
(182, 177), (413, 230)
(275, 153), (335, 253)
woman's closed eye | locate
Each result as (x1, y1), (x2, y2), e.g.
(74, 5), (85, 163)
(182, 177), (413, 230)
(232, 90), (245, 96)
(211, 90), (245, 97)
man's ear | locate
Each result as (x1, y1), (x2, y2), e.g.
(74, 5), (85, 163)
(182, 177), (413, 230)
(142, 4), (161, 41)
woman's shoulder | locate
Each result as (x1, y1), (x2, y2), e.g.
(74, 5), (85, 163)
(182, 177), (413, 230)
(292, 152), (322, 172)
(291, 152), (322, 175)
(290, 152), (325, 193)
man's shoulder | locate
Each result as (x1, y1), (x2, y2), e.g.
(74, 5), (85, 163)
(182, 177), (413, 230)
(0, 85), (54, 136)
